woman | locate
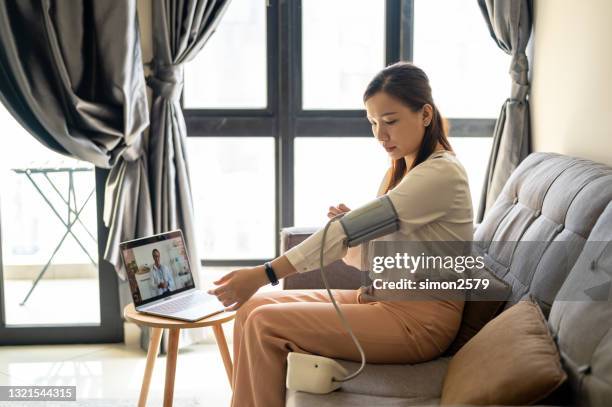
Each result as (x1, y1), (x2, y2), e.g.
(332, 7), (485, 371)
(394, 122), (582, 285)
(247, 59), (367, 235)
(207, 61), (473, 407)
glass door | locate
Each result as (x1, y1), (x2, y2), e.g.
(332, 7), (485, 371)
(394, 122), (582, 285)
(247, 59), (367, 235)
(0, 103), (122, 344)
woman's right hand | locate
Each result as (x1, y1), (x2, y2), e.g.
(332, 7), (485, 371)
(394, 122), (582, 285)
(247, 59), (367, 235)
(207, 266), (269, 311)
(328, 203), (350, 219)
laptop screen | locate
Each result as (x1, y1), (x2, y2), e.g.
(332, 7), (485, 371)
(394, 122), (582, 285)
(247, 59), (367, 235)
(120, 230), (196, 306)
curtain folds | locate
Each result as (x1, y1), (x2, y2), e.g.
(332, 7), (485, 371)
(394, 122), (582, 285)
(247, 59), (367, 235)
(0, 0), (153, 278)
(476, 0), (533, 222)
(147, 0), (231, 272)
(145, 0), (231, 351)
(0, 0), (233, 352)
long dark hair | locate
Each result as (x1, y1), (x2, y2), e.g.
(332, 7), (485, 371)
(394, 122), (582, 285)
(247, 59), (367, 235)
(363, 61), (452, 194)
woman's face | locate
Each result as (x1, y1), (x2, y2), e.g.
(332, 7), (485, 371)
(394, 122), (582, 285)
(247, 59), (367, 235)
(365, 91), (432, 160)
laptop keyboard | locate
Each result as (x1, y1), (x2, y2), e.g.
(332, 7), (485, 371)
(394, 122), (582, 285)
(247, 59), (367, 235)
(147, 292), (210, 315)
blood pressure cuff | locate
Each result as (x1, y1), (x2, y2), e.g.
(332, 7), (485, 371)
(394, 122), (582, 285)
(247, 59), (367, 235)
(339, 195), (400, 248)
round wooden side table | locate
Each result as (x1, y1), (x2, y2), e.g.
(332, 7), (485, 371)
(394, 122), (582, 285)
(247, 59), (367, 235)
(123, 303), (236, 407)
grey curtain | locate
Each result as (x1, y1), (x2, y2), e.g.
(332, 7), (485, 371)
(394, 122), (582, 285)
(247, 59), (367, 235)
(0, 1), (153, 276)
(476, 0), (533, 222)
(144, 0), (231, 351)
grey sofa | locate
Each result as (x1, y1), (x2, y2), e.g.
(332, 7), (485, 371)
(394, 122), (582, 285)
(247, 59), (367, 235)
(281, 152), (612, 407)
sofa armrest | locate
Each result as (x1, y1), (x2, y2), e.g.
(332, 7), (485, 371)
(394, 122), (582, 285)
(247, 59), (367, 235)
(280, 226), (369, 290)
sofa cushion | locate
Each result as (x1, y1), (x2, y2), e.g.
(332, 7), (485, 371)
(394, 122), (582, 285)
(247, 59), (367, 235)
(332, 357), (450, 399)
(286, 389), (439, 407)
(441, 300), (567, 406)
(548, 202), (612, 406)
(474, 152), (612, 316)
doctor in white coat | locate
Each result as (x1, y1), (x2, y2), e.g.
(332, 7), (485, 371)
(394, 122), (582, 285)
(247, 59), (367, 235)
(150, 248), (176, 296)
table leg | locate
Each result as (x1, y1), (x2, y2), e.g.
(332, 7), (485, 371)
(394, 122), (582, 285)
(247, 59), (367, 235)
(163, 328), (181, 407)
(139, 327), (163, 407)
(212, 324), (233, 386)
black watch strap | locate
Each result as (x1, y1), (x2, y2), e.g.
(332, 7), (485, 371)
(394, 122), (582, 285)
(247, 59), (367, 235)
(264, 261), (279, 286)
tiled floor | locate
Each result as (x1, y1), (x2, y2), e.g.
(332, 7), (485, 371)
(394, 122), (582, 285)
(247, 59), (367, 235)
(0, 325), (233, 405)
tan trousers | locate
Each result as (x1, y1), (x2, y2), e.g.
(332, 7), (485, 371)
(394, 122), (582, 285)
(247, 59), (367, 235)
(230, 289), (463, 407)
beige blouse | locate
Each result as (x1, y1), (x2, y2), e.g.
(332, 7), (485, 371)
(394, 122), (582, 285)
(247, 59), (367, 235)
(284, 149), (474, 294)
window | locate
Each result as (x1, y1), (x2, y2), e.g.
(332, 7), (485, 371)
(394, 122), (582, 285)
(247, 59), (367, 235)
(183, 0), (267, 109)
(301, 0), (386, 109)
(183, 0), (503, 265)
(187, 137), (275, 259)
(412, 0), (508, 214)
(0, 105), (100, 326)
(294, 137), (389, 226)
(448, 136), (493, 212)
(413, 0), (509, 118)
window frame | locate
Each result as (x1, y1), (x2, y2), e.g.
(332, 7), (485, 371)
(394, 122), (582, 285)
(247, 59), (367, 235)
(0, 168), (123, 345)
(183, 0), (495, 267)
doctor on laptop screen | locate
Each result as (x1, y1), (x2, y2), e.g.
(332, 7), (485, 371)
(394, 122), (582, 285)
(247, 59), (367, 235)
(122, 233), (195, 304)
(150, 248), (176, 295)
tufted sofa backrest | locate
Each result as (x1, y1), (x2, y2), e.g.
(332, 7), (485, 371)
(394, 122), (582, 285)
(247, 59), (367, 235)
(547, 202), (612, 406)
(474, 152), (612, 316)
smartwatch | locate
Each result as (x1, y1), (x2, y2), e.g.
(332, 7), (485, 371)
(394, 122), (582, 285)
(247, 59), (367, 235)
(264, 261), (279, 286)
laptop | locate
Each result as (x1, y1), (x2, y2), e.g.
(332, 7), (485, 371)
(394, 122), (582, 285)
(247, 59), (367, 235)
(120, 230), (224, 322)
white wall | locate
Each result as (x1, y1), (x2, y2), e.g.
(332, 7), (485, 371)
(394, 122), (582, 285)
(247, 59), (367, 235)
(530, 0), (612, 166)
